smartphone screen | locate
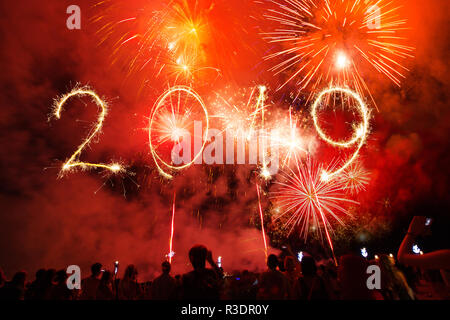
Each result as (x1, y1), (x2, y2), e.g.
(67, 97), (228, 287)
(114, 261), (119, 275)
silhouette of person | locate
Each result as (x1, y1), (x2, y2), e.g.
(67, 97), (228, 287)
(338, 254), (378, 300)
(294, 255), (328, 300)
(151, 261), (177, 300)
(181, 245), (223, 300)
(25, 269), (46, 300)
(283, 256), (300, 299)
(97, 270), (114, 300)
(258, 254), (289, 300)
(118, 265), (141, 300)
(0, 271), (27, 300)
(80, 263), (102, 300)
(50, 269), (73, 300)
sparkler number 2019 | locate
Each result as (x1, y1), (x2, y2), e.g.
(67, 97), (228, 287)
(51, 84), (370, 183)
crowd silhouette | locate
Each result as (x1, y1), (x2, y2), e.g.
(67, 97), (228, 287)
(0, 217), (449, 300)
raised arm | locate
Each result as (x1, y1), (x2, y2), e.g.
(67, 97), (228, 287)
(397, 216), (450, 270)
(206, 250), (224, 278)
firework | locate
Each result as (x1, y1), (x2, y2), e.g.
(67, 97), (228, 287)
(149, 85), (209, 179)
(256, 183), (269, 258)
(248, 86), (268, 140)
(262, 0), (414, 105)
(269, 107), (312, 167)
(209, 85), (317, 177)
(209, 85), (268, 139)
(271, 156), (358, 262)
(93, 0), (209, 87)
(209, 85), (275, 179)
(93, 0), (250, 88)
(169, 192), (176, 263)
(51, 86), (124, 176)
(251, 86), (272, 180)
(311, 86), (370, 181)
(341, 161), (370, 194)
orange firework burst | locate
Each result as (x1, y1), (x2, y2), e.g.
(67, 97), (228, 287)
(93, 0), (203, 85)
(93, 0), (252, 89)
(262, 0), (415, 106)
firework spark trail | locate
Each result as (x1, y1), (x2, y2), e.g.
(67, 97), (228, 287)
(311, 86), (370, 181)
(256, 183), (268, 259)
(262, 0), (414, 107)
(271, 156), (358, 261)
(169, 192), (176, 263)
(251, 85), (273, 180)
(248, 86), (267, 141)
(51, 86), (124, 176)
